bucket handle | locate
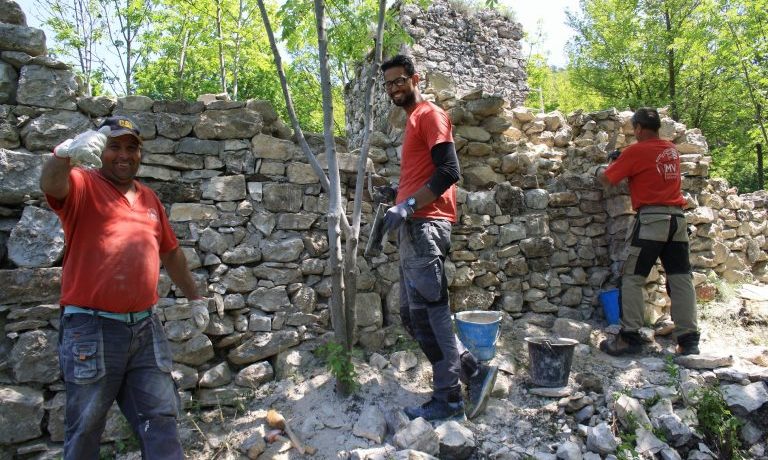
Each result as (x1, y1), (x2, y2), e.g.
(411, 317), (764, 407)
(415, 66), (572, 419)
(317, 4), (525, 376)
(542, 338), (553, 352)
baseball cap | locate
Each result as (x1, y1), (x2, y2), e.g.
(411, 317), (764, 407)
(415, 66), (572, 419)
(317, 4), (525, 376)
(98, 116), (142, 143)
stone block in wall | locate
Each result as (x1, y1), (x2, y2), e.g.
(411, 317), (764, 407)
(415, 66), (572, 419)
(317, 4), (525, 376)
(0, 267), (60, 304)
(465, 96), (505, 117)
(76, 95), (116, 117)
(463, 165), (504, 189)
(199, 362), (232, 388)
(263, 183), (303, 212)
(9, 329), (60, 383)
(169, 333), (214, 366)
(455, 125), (491, 143)
(235, 361), (274, 388)
(171, 363), (199, 390)
(0, 385), (44, 443)
(0, 106), (19, 149)
(287, 162), (320, 184)
(246, 286), (290, 312)
(202, 174), (246, 201)
(176, 137), (221, 155)
(1, 0), (26, 25)
(8, 205), (64, 268)
(196, 384), (252, 407)
(495, 182), (525, 215)
(153, 100), (204, 114)
(137, 164), (180, 181)
(169, 203), (218, 221)
(194, 108), (262, 140)
(0, 149), (43, 204)
(155, 112), (195, 139)
(0, 23), (45, 56)
(520, 237), (555, 258)
(16, 65), (77, 110)
(0, 61), (18, 104)
(355, 292), (382, 328)
(20, 110), (91, 152)
(450, 285), (495, 312)
(261, 236), (304, 262)
(245, 99), (278, 124)
(143, 153), (203, 170)
(227, 330), (300, 365)
(277, 212), (318, 230)
(117, 95), (153, 112)
(251, 133), (299, 160)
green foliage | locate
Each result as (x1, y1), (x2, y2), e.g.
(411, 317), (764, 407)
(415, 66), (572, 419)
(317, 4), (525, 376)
(664, 354), (680, 383)
(563, 0), (768, 192)
(315, 341), (359, 392)
(695, 385), (744, 459)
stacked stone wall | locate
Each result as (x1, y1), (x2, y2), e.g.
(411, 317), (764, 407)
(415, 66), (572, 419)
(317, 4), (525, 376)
(344, 0), (527, 149)
(1, 1), (768, 455)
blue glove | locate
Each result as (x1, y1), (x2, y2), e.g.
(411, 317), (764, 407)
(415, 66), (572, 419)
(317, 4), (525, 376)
(383, 202), (413, 231)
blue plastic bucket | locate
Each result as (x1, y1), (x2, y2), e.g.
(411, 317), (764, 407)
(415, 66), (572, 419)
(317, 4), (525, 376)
(599, 288), (621, 325)
(455, 311), (502, 361)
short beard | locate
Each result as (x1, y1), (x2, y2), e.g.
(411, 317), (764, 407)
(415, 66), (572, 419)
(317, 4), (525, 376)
(392, 91), (416, 108)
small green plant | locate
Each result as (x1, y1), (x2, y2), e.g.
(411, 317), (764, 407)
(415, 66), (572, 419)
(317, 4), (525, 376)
(644, 393), (661, 409)
(664, 354), (680, 383)
(695, 385), (744, 460)
(315, 341), (359, 393)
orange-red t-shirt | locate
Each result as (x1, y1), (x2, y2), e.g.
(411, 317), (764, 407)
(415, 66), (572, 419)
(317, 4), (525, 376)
(396, 101), (457, 222)
(46, 168), (178, 312)
(604, 138), (687, 211)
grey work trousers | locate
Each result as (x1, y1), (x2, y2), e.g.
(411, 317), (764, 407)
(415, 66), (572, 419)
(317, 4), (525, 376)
(398, 219), (478, 402)
(621, 206), (698, 337)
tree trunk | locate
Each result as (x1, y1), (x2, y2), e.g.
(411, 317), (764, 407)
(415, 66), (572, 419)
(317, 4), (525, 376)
(177, 28), (190, 99)
(758, 144), (764, 190)
(215, 0), (228, 95)
(664, 8), (677, 120)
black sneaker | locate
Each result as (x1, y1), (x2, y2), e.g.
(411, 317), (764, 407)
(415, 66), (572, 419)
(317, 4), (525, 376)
(466, 364), (498, 419)
(404, 397), (466, 422)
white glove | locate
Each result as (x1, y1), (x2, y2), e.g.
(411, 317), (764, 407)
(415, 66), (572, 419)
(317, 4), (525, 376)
(190, 298), (210, 330)
(54, 126), (110, 167)
(588, 164), (607, 176)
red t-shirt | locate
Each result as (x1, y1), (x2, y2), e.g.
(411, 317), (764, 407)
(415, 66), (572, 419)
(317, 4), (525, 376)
(46, 169), (179, 312)
(604, 138), (687, 210)
(396, 101), (457, 222)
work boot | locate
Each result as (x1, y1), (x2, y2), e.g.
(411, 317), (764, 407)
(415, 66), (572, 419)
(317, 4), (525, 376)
(404, 397), (466, 422)
(599, 331), (643, 356)
(676, 332), (700, 355)
(466, 364), (498, 419)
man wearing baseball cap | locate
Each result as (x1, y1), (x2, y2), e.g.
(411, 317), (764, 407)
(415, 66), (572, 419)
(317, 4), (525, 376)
(40, 116), (207, 459)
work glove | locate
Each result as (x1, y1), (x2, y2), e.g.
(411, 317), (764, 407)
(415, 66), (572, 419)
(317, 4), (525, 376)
(588, 164), (607, 176)
(189, 298), (210, 331)
(383, 202), (413, 232)
(607, 149), (621, 162)
(372, 185), (397, 204)
(53, 126), (110, 168)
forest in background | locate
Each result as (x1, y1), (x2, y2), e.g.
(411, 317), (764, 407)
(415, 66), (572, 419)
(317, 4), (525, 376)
(30, 0), (768, 192)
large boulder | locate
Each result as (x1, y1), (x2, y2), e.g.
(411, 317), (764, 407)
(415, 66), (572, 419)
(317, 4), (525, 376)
(194, 108), (262, 139)
(16, 65), (78, 110)
(0, 23), (45, 56)
(8, 206), (64, 268)
(0, 267), (61, 304)
(0, 386), (44, 444)
(20, 110), (92, 152)
(0, 149), (44, 204)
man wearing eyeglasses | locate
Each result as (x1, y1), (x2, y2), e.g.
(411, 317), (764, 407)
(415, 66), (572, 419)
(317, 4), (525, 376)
(597, 107), (700, 356)
(380, 54), (497, 422)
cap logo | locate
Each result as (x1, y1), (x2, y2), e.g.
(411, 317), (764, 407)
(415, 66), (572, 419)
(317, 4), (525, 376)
(118, 119), (134, 130)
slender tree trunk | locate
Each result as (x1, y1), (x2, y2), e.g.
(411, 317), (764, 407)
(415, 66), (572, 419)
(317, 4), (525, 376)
(232, 0), (245, 101)
(177, 28), (190, 99)
(758, 144), (764, 190)
(215, 0), (227, 95)
(344, 0), (387, 351)
(664, 8), (678, 120)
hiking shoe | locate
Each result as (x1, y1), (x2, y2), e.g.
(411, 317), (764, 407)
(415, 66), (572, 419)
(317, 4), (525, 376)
(404, 397), (466, 422)
(676, 332), (700, 355)
(466, 364), (498, 419)
(599, 332), (643, 356)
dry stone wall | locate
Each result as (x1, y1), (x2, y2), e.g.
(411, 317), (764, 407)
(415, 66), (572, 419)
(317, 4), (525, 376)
(345, 0), (527, 149)
(1, 0), (768, 456)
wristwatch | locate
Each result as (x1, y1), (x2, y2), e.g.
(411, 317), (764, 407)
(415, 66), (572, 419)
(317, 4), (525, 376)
(405, 196), (417, 216)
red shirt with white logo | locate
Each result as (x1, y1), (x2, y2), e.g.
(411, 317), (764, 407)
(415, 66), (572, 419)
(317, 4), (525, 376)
(396, 101), (457, 222)
(604, 138), (687, 210)
(46, 168), (178, 312)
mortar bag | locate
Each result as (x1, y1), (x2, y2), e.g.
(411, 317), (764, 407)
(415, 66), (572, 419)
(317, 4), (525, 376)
(364, 203), (390, 257)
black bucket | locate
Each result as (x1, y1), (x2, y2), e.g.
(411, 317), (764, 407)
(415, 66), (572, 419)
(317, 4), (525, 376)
(524, 337), (578, 387)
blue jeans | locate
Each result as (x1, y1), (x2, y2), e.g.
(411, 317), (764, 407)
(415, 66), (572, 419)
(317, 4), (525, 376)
(398, 219), (478, 402)
(58, 312), (183, 460)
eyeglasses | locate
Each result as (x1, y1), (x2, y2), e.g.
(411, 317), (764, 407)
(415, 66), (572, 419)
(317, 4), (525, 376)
(384, 76), (410, 90)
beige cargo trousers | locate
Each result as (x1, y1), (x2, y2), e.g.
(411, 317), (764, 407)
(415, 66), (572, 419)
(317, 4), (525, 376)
(621, 205), (698, 337)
